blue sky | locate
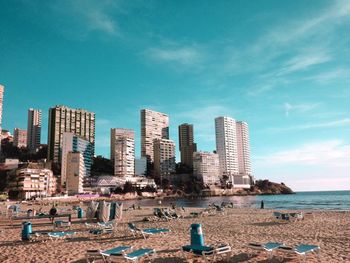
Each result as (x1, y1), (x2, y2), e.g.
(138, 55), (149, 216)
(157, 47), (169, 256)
(0, 0), (349, 191)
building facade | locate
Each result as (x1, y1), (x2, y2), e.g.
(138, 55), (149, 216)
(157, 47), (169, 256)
(135, 157), (147, 176)
(9, 168), (56, 200)
(193, 151), (220, 185)
(236, 121), (252, 176)
(153, 139), (176, 179)
(66, 152), (85, 195)
(47, 105), (95, 163)
(110, 128), (135, 177)
(13, 128), (27, 148)
(61, 132), (93, 187)
(27, 108), (41, 152)
(178, 123), (197, 169)
(0, 85), (4, 152)
(141, 109), (169, 163)
(215, 116), (239, 178)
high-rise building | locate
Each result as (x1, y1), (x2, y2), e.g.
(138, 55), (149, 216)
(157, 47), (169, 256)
(153, 139), (176, 179)
(47, 105), (95, 163)
(141, 109), (169, 163)
(135, 157), (147, 176)
(193, 151), (220, 185)
(215, 117), (239, 178)
(110, 128), (135, 177)
(0, 85), (4, 152)
(66, 152), (85, 195)
(61, 132), (93, 187)
(236, 121), (252, 175)
(178, 123), (197, 169)
(13, 128), (27, 148)
(27, 109), (41, 152)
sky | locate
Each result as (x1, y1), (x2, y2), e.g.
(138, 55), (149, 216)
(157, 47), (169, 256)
(0, 0), (349, 191)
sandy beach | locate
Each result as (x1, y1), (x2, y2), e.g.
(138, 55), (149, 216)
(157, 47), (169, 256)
(0, 202), (349, 263)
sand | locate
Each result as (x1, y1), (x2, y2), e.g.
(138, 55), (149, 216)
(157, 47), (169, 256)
(0, 202), (349, 262)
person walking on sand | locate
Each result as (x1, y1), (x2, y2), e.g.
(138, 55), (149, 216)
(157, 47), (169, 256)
(49, 206), (58, 222)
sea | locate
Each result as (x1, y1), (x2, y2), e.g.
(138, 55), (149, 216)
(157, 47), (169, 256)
(124, 191), (350, 211)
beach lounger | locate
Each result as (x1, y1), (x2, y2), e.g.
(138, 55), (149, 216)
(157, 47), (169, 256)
(48, 231), (76, 240)
(247, 242), (283, 259)
(109, 248), (156, 263)
(86, 246), (132, 263)
(277, 244), (321, 262)
(53, 220), (71, 229)
(182, 244), (232, 263)
(127, 223), (170, 239)
(85, 249), (105, 263)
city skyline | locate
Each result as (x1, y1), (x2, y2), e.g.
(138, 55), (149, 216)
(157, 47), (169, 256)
(1, 1), (350, 191)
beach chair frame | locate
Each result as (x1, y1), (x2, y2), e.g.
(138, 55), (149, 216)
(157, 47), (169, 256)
(277, 244), (321, 263)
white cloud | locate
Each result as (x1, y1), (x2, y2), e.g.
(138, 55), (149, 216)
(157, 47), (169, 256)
(268, 118), (350, 132)
(147, 46), (202, 66)
(256, 140), (350, 167)
(284, 102), (319, 116)
(278, 52), (331, 76)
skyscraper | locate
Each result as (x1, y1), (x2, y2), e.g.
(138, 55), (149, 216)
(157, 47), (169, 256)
(153, 139), (176, 179)
(47, 105), (95, 163)
(178, 123), (197, 169)
(236, 121), (252, 175)
(215, 116), (239, 178)
(110, 128), (135, 177)
(141, 109), (169, 163)
(27, 108), (41, 152)
(61, 132), (93, 187)
(0, 85), (4, 152)
(13, 128), (27, 148)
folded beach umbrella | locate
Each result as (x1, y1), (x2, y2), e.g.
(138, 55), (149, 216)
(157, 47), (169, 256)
(99, 201), (111, 223)
(86, 201), (98, 220)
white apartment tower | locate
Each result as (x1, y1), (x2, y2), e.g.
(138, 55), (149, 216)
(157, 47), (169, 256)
(153, 139), (176, 178)
(27, 109), (42, 152)
(215, 117), (239, 178)
(236, 121), (252, 175)
(141, 109), (169, 163)
(193, 152), (220, 185)
(110, 128), (135, 177)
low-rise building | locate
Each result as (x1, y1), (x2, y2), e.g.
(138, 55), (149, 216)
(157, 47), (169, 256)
(66, 152), (85, 195)
(8, 167), (56, 200)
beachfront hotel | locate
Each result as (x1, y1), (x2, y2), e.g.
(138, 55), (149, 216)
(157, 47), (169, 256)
(61, 132), (93, 188)
(141, 109), (169, 163)
(27, 108), (42, 152)
(8, 167), (56, 199)
(110, 128), (135, 178)
(178, 123), (197, 169)
(13, 128), (27, 148)
(193, 151), (221, 185)
(215, 116), (239, 178)
(153, 138), (176, 180)
(47, 105), (95, 163)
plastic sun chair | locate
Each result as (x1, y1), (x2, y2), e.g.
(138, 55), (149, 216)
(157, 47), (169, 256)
(97, 245), (132, 262)
(182, 244), (232, 263)
(48, 231), (76, 240)
(277, 244), (321, 262)
(127, 223), (170, 239)
(109, 248), (156, 263)
(247, 242), (284, 259)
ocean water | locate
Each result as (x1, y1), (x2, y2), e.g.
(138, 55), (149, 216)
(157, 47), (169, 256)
(124, 191), (350, 210)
